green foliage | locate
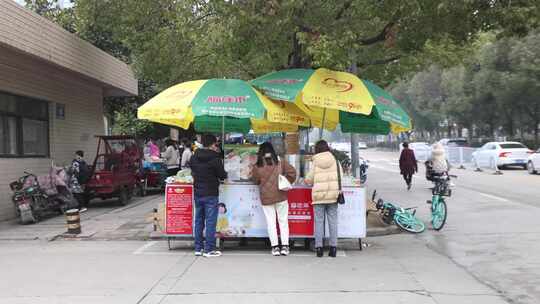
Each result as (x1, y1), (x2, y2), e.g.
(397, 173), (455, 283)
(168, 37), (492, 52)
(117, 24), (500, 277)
(392, 29), (540, 144)
(111, 106), (154, 137)
(67, 0), (540, 88)
(26, 0), (540, 144)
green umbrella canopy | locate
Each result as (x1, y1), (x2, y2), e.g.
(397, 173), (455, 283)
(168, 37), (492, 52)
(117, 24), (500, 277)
(251, 69), (412, 133)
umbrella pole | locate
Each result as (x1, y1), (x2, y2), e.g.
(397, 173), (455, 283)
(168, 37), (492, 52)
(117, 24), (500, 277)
(221, 116), (225, 151)
(319, 108), (326, 140)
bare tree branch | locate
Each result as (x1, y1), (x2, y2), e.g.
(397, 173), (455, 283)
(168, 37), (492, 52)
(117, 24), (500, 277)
(358, 8), (401, 45)
(358, 21), (396, 45)
(357, 56), (401, 67)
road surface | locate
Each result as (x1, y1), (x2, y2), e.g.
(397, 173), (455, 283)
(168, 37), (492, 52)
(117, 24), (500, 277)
(0, 149), (538, 304)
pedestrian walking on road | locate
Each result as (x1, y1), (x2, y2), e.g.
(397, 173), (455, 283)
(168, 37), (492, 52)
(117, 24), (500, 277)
(252, 142), (297, 256)
(305, 140), (342, 258)
(399, 142), (418, 190)
(190, 134), (228, 257)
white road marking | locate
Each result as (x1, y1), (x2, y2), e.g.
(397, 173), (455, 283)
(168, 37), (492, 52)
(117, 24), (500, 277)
(133, 251), (347, 257)
(478, 192), (510, 202)
(133, 241), (158, 255)
(221, 252), (347, 257)
(132, 241), (347, 257)
(369, 164), (400, 174)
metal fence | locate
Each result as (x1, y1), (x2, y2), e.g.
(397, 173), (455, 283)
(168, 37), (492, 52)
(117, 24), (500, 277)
(404, 145), (504, 174)
(412, 146), (432, 162)
(445, 146), (477, 168)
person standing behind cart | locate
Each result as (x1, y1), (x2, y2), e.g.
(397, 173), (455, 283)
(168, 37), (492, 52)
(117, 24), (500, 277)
(399, 142), (418, 191)
(180, 138), (193, 169)
(147, 139), (160, 160)
(252, 142), (296, 256)
(163, 139), (180, 176)
(190, 134), (228, 257)
(304, 140), (342, 258)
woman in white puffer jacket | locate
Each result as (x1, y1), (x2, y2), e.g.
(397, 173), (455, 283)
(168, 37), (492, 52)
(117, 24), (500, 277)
(430, 143), (450, 174)
(305, 140), (343, 258)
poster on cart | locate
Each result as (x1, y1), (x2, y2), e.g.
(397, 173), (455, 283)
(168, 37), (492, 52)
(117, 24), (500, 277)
(288, 187), (366, 238)
(217, 184), (268, 237)
(333, 187), (367, 238)
(287, 188), (315, 236)
(165, 184), (193, 235)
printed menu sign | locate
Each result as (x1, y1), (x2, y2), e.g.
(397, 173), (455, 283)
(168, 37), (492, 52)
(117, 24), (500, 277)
(165, 184), (193, 235)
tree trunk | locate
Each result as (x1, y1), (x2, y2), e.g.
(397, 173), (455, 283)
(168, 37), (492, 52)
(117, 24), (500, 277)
(535, 125), (539, 147)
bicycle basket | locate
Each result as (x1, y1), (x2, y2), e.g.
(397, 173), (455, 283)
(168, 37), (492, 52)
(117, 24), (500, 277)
(433, 183), (452, 196)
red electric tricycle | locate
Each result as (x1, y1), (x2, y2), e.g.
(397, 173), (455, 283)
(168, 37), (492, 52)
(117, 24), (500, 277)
(85, 136), (142, 206)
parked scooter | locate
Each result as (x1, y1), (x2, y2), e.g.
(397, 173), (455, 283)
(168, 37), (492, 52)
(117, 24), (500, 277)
(359, 157), (369, 184)
(10, 167), (77, 224)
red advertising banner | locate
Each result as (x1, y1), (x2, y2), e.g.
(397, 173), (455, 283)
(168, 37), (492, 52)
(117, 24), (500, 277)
(287, 188), (314, 236)
(165, 184), (193, 235)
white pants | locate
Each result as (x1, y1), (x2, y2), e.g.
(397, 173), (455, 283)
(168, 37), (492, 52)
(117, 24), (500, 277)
(261, 200), (289, 247)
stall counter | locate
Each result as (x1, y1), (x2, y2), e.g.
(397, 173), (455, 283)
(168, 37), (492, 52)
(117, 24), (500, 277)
(164, 182), (367, 240)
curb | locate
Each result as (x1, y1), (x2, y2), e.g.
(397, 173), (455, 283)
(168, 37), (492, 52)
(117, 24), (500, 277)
(366, 226), (401, 237)
(148, 225), (401, 240)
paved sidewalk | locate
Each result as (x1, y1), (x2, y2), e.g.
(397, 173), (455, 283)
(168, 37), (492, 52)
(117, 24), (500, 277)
(139, 235), (508, 304)
(0, 192), (398, 243)
(0, 195), (160, 241)
(0, 236), (508, 304)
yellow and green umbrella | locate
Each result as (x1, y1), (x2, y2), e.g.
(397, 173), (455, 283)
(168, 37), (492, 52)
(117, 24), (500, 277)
(137, 79), (309, 134)
(251, 68), (411, 134)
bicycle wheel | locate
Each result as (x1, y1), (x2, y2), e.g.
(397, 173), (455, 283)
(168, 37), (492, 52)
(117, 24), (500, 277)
(431, 199), (447, 231)
(394, 212), (425, 233)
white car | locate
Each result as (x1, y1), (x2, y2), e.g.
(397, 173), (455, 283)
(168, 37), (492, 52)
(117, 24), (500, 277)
(527, 148), (540, 174)
(438, 138), (469, 147)
(472, 141), (533, 169)
(358, 142), (368, 149)
(331, 142), (351, 156)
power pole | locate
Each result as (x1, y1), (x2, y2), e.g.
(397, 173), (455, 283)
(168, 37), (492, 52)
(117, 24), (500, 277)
(348, 61), (359, 177)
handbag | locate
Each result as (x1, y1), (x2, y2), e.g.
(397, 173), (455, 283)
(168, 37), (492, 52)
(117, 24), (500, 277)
(278, 160), (292, 191)
(335, 156), (345, 204)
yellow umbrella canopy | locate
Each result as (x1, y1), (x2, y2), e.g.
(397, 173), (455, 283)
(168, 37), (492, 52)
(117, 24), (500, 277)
(251, 68), (412, 134)
(137, 79), (309, 134)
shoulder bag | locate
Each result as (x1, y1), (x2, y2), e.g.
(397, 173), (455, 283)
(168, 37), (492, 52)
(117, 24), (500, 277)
(278, 161), (292, 191)
(335, 156), (345, 204)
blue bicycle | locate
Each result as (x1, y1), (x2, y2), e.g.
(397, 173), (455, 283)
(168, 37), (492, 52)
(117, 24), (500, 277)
(371, 190), (425, 233)
(427, 173), (456, 231)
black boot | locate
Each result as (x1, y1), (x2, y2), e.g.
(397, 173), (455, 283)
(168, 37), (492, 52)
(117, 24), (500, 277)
(316, 247), (323, 257)
(329, 246), (337, 258)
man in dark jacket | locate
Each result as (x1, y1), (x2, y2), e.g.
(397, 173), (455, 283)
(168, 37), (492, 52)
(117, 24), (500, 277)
(399, 142), (418, 190)
(190, 134), (228, 257)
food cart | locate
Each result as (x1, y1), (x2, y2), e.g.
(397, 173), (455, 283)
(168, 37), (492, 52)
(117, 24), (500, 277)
(162, 143), (367, 251)
(163, 182), (366, 250)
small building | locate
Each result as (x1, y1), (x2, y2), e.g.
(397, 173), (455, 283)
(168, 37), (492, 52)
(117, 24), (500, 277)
(0, 1), (138, 221)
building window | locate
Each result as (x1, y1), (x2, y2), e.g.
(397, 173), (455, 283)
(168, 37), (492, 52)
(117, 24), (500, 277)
(0, 91), (49, 157)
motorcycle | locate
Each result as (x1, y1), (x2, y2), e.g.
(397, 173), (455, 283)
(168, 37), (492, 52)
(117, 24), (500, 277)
(359, 157), (369, 184)
(10, 167), (77, 224)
